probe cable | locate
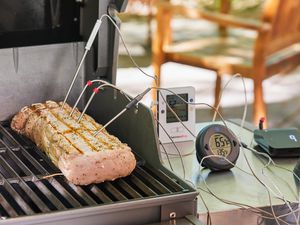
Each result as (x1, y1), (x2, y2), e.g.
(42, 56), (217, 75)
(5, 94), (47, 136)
(221, 74), (298, 224)
(209, 73), (299, 223)
(62, 14), (106, 107)
(93, 88), (151, 136)
(242, 143), (300, 187)
(184, 177), (213, 225)
(101, 14), (157, 84)
(151, 89), (278, 222)
(240, 147), (281, 225)
(69, 79), (132, 118)
(243, 143), (300, 202)
(152, 99), (211, 224)
(92, 14), (300, 224)
(197, 155), (294, 225)
(154, 87), (299, 223)
(159, 139), (174, 172)
(155, 117), (186, 179)
(228, 76), (285, 224)
(62, 12), (156, 108)
(239, 75), (298, 224)
(212, 73), (248, 128)
(242, 144), (300, 224)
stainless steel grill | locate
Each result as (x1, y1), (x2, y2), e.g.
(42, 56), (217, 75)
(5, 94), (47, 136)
(0, 1), (199, 224)
(0, 121), (192, 221)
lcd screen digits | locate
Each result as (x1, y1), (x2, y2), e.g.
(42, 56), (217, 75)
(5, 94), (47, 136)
(166, 94), (188, 123)
(209, 133), (232, 157)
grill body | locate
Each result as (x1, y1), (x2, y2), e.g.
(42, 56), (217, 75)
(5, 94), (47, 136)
(0, 91), (198, 224)
(0, 122), (197, 225)
(0, 1), (198, 224)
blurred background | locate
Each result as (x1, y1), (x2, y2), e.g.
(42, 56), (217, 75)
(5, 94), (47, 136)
(116, 0), (300, 128)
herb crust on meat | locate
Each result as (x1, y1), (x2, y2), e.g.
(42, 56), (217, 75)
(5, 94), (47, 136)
(11, 101), (136, 185)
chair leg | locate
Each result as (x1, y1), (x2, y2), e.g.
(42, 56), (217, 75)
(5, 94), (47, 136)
(253, 79), (267, 126)
(214, 72), (222, 110)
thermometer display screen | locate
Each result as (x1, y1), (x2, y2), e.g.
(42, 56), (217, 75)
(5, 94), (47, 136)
(166, 94), (188, 123)
(209, 133), (232, 157)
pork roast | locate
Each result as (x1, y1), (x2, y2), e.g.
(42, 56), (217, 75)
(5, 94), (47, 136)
(11, 101), (136, 185)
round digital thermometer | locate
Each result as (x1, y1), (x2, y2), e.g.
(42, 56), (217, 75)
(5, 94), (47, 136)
(195, 124), (240, 171)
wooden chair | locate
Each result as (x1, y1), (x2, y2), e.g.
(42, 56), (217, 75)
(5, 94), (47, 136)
(152, 0), (300, 124)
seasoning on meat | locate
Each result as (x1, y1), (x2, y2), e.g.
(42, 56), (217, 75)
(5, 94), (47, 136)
(11, 101), (136, 185)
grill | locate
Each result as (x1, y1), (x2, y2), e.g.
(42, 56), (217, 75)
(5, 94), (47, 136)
(0, 121), (196, 224)
(0, 1), (198, 224)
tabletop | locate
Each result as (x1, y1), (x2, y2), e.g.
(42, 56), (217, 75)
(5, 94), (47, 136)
(161, 120), (300, 224)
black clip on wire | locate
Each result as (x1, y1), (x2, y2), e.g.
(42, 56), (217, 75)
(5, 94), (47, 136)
(94, 88), (151, 136)
(125, 88), (151, 110)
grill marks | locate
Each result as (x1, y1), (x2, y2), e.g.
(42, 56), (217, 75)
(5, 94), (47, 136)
(24, 101), (119, 155)
(26, 103), (83, 155)
(48, 109), (98, 153)
(41, 101), (123, 154)
(26, 102), (95, 154)
(45, 103), (96, 154)
(60, 103), (122, 150)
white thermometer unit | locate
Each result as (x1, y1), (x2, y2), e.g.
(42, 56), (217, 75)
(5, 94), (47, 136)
(157, 86), (195, 144)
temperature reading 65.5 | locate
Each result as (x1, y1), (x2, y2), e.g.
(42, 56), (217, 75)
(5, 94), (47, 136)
(214, 135), (231, 148)
(209, 133), (232, 157)
(195, 124), (240, 171)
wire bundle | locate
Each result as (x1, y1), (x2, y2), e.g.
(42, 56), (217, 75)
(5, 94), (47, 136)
(68, 13), (300, 225)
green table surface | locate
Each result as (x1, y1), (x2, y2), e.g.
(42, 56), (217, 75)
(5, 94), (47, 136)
(161, 121), (300, 216)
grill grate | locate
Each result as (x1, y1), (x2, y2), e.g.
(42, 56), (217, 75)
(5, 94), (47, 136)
(0, 122), (188, 220)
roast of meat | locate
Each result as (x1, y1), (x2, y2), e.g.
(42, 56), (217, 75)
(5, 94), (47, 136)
(11, 101), (136, 185)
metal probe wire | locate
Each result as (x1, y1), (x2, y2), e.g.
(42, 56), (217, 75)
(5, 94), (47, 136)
(69, 80), (95, 117)
(69, 79), (107, 117)
(101, 14), (157, 83)
(65, 12), (299, 222)
(94, 108), (127, 136)
(76, 82), (132, 123)
(94, 88), (151, 136)
(62, 17), (104, 107)
(77, 84), (108, 123)
(62, 50), (88, 108)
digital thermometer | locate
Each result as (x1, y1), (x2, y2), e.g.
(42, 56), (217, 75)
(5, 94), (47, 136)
(195, 124), (240, 171)
(157, 87), (195, 144)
